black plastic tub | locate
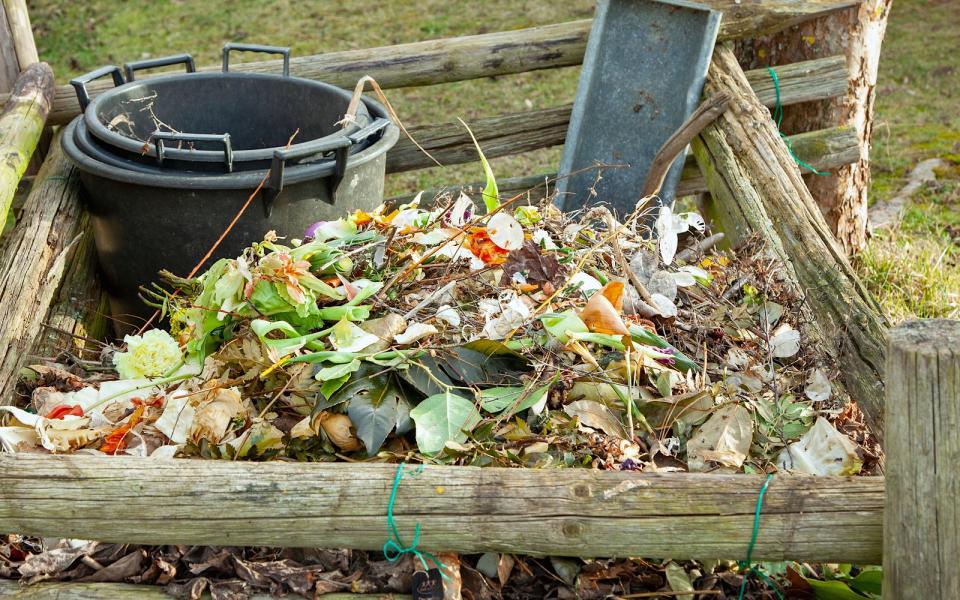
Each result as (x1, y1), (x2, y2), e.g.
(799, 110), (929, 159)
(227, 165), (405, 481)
(61, 115), (398, 331)
(71, 44), (372, 172)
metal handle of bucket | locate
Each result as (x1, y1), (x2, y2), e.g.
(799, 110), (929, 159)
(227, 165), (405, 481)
(123, 53), (196, 82)
(69, 65), (125, 111)
(149, 131), (235, 172)
(263, 118), (391, 217)
(222, 43), (291, 77)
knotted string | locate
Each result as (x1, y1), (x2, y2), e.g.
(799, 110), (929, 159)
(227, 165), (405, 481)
(767, 67), (829, 177)
(383, 464), (450, 581)
(737, 474), (784, 600)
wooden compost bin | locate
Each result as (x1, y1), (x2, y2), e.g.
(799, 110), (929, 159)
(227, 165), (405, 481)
(0, 1), (956, 598)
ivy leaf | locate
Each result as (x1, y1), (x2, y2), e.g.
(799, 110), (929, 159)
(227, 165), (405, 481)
(347, 383), (400, 456)
(409, 392), (481, 454)
(401, 340), (530, 397)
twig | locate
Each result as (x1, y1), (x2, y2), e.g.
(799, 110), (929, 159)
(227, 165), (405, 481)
(588, 206), (655, 304)
(639, 93), (731, 207)
(675, 232), (725, 263)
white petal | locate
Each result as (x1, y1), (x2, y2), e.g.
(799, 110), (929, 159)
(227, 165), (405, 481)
(770, 324), (801, 358)
(568, 272), (602, 295)
(531, 228), (558, 249)
(435, 305), (462, 327)
(672, 271), (697, 287)
(487, 212), (524, 250)
(650, 293), (678, 318)
(395, 323), (439, 345)
(674, 212), (706, 233)
(804, 368), (833, 401)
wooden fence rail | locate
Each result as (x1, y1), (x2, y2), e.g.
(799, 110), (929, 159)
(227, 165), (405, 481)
(10, 0), (857, 125)
(386, 56), (848, 174)
(0, 454), (884, 564)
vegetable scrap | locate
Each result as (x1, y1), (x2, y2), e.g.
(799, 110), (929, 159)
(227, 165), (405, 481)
(5, 174), (877, 476)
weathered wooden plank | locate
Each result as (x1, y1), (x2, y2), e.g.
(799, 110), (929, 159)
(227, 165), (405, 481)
(0, 135), (85, 405)
(1, 0), (38, 70)
(388, 125), (859, 204)
(387, 56), (847, 174)
(27, 2), (856, 125)
(0, 454), (883, 564)
(0, 62), (53, 232)
(884, 320), (960, 599)
(28, 209), (109, 361)
(0, 581), (394, 600)
(690, 45), (888, 441)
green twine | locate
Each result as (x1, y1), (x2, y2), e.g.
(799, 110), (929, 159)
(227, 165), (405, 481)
(767, 67), (829, 177)
(737, 474), (784, 600)
(383, 464), (450, 581)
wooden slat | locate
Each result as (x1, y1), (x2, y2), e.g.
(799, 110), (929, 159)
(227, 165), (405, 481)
(691, 45), (888, 440)
(0, 581), (393, 600)
(386, 56), (847, 174)
(388, 125), (859, 205)
(0, 454), (883, 564)
(26, 1), (857, 125)
(0, 135), (85, 405)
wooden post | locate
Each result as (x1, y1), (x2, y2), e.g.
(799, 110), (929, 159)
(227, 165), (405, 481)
(0, 61), (53, 228)
(0, 133), (86, 405)
(735, 0), (892, 252)
(884, 320), (960, 599)
(690, 45), (889, 441)
(1, 0), (38, 71)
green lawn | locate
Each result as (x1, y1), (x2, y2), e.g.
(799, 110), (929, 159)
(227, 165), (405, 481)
(31, 0), (958, 321)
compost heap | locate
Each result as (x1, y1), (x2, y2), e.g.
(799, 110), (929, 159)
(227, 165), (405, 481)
(2, 184), (877, 475)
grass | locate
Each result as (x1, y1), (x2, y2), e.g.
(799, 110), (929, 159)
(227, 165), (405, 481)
(30, 0), (959, 323)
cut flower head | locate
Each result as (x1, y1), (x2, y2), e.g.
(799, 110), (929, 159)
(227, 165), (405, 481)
(113, 329), (183, 379)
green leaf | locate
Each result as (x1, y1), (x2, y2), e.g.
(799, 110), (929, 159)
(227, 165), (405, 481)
(409, 392), (481, 454)
(316, 305), (371, 321)
(458, 118), (498, 212)
(849, 569), (882, 596)
(540, 311), (589, 343)
(314, 359), (362, 381)
(347, 379), (401, 456)
(628, 324), (699, 372)
(249, 280), (293, 315)
(803, 577), (874, 600)
(401, 340), (530, 397)
(319, 373), (352, 400)
(479, 387), (525, 413)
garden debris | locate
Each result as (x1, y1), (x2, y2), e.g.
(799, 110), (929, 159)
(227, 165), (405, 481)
(1, 535), (808, 599)
(5, 168), (875, 477)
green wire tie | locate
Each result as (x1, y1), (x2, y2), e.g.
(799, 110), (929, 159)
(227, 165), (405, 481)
(767, 67), (829, 177)
(737, 474), (784, 600)
(383, 464), (450, 581)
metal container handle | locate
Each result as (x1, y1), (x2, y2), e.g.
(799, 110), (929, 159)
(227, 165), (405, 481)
(149, 131), (234, 172)
(263, 118), (391, 216)
(123, 53), (196, 82)
(221, 43), (291, 76)
(69, 66), (125, 111)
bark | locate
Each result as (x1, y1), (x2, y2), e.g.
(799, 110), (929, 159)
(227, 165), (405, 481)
(0, 134), (85, 405)
(0, 454), (884, 564)
(690, 45), (889, 443)
(736, 0), (893, 252)
(0, 62), (53, 227)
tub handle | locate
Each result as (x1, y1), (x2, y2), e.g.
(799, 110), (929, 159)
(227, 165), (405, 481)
(264, 118), (392, 217)
(149, 131), (234, 172)
(222, 43), (291, 77)
(69, 65), (125, 111)
(123, 53), (196, 82)
(265, 136), (352, 217)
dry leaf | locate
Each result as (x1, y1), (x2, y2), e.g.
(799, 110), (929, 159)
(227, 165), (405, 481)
(686, 403), (753, 471)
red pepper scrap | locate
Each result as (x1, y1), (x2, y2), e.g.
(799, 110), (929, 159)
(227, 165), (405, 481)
(46, 404), (84, 420)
